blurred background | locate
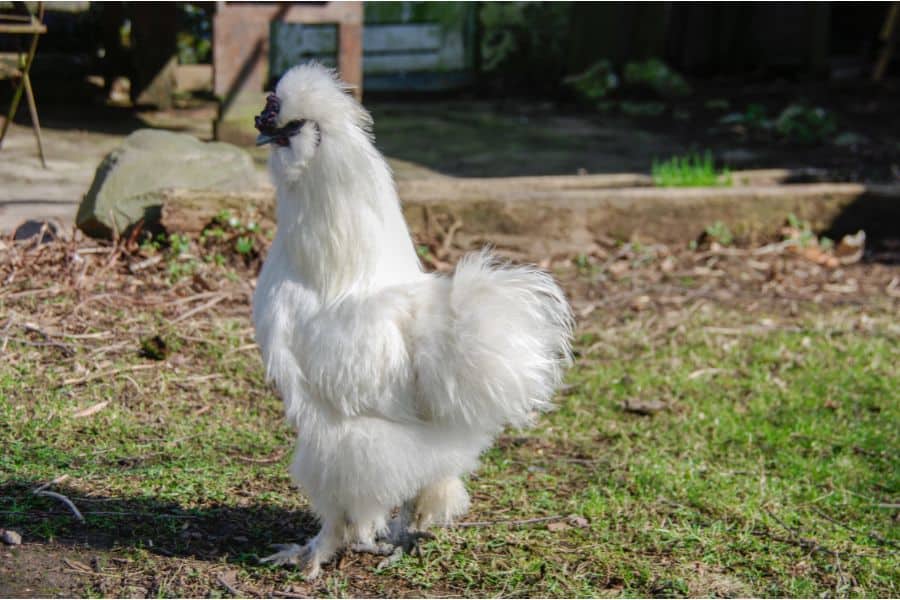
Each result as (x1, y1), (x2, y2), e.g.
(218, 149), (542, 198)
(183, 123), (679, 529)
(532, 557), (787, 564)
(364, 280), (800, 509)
(1, 1), (898, 179)
(1, 1), (899, 246)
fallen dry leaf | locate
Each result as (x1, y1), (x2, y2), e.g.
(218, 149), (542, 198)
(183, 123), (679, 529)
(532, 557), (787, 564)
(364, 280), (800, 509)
(835, 230), (865, 264)
(607, 261), (629, 278)
(630, 295), (651, 311)
(687, 368), (726, 380)
(622, 398), (668, 415)
(72, 400), (110, 418)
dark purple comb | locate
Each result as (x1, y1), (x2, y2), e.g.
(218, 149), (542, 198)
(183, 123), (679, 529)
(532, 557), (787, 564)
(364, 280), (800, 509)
(254, 93), (307, 147)
(255, 94), (281, 133)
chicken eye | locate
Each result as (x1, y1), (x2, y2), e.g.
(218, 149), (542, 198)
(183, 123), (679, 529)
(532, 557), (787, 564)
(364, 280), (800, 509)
(282, 120), (306, 136)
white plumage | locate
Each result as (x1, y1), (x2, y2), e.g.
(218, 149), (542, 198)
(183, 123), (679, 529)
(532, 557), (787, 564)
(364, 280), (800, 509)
(252, 63), (573, 577)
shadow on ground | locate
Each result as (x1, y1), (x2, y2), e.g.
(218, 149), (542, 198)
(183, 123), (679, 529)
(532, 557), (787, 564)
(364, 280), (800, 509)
(1, 480), (317, 560)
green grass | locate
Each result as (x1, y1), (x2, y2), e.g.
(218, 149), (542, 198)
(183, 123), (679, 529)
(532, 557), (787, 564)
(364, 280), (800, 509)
(0, 320), (294, 511)
(392, 310), (898, 597)
(1, 302), (897, 597)
(652, 151), (732, 187)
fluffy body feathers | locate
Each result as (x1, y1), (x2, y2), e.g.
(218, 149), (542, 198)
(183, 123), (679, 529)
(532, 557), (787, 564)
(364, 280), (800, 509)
(252, 63), (573, 576)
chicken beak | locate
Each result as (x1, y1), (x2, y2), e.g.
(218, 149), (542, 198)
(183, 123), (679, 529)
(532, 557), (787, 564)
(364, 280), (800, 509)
(255, 132), (277, 146)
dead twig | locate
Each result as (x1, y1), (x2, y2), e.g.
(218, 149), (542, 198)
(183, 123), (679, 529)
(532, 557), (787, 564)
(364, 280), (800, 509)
(72, 400), (110, 418)
(62, 558), (94, 573)
(128, 254), (163, 273)
(811, 506), (899, 549)
(171, 294), (229, 324)
(686, 367), (727, 380)
(448, 514), (563, 529)
(217, 571), (245, 597)
(33, 474), (70, 493)
(763, 509), (854, 559)
(84, 511), (199, 519)
(33, 490), (85, 523)
(234, 449), (288, 464)
(62, 363), (157, 387)
(21, 322), (76, 356)
(439, 217), (464, 258)
(2, 285), (63, 300)
(0, 317), (13, 352)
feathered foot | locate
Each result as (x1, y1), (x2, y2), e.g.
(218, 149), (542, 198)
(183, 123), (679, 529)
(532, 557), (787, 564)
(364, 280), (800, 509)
(350, 503), (435, 569)
(260, 528), (339, 579)
(349, 540), (404, 569)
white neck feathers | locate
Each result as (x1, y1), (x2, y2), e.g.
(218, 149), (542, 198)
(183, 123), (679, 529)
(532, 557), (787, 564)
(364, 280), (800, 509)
(272, 128), (421, 302)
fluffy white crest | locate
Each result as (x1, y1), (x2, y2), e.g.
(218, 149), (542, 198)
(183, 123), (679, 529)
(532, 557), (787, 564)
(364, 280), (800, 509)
(274, 62), (372, 134)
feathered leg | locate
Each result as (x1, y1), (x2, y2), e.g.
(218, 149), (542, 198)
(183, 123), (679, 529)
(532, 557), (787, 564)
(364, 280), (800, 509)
(412, 476), (470, 530)
(351, 478), (469, 568)
(350, 500), (437, 568)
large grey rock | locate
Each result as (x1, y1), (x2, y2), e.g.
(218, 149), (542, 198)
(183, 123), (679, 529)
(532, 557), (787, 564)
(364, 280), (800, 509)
(76, 129), (259, 238)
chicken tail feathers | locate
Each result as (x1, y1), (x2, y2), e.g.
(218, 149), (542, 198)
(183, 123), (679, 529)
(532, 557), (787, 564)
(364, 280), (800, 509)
(415, 250), (574, 429)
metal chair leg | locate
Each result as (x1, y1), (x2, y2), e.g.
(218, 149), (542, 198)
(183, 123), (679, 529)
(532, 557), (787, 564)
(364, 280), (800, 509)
(0, 73), (26, 148)
(22, 73), (46, 167)
(874, 2), (900, 81)
(0, 3), (46, 164)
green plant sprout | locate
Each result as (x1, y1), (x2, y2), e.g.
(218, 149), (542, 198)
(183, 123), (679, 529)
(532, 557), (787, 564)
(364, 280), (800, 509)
(652, 151), (731, 187)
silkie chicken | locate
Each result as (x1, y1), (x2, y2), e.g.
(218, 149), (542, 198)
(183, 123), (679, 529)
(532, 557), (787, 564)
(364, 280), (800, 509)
(252, 63), (574, 577)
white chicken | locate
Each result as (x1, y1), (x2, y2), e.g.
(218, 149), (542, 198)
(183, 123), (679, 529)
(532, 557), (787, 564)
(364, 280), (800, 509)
(251, 63), (573, 577)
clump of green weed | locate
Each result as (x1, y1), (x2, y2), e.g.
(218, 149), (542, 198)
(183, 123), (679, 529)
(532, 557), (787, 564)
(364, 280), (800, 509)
(775, 104), (837, 144)
(652, 151), (731, 187)
(690, 220), (734, 249)
(573, 253), (594, 274)
(164, 234), (196, 281)
(704, 221), (734, 246)
(564, 60), (619, 102)
(719, 103), (770, 132)
(198, 210), (263, 266)
(168, 233), (191, 256)
(623, 58), (691, 98)
(784, 213), (834, 249)
(719, 103), (836, 144)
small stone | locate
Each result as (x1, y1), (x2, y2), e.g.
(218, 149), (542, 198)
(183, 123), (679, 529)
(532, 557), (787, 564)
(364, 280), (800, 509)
(1, 529), (22, 545)
(13, 219), (58, 244)
(567, 514), (590, 528)
(622, 398), (668, 415)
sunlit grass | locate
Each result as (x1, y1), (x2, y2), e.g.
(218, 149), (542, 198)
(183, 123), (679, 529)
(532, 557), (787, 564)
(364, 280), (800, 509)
(2, 304), (896, 597)
(652, 151), (732, 187)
